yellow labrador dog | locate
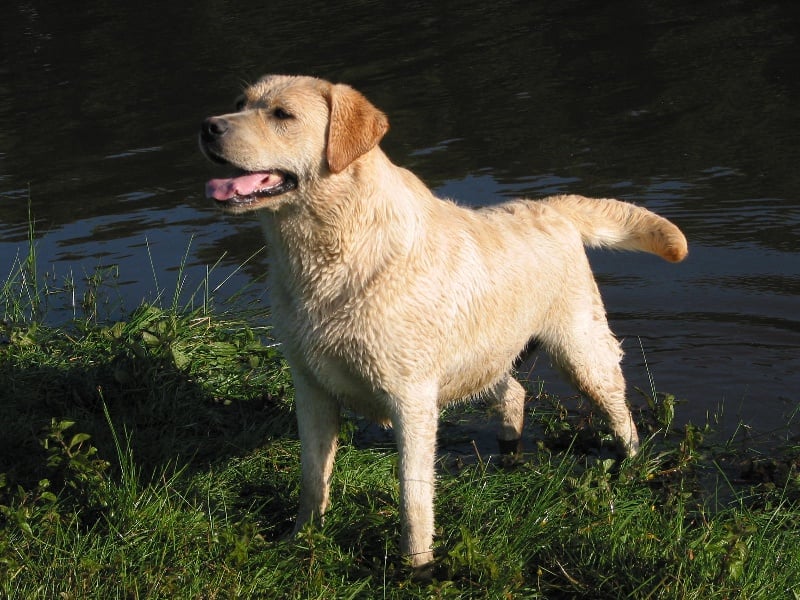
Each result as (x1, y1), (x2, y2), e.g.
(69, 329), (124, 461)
(199, 74), (687, 569)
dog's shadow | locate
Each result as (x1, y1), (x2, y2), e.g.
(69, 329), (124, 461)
(0, 317), (297, 506)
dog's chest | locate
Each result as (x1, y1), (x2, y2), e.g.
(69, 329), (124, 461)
(273, 288), (390, 401)
(300, 330), (395, 422)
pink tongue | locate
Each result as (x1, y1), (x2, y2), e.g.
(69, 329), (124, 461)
(205, 172), (282, 200)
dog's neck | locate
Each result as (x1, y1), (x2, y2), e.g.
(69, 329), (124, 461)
(259, 149), (430, 304)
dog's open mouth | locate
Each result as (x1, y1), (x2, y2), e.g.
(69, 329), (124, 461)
(205, 170), (298, 206)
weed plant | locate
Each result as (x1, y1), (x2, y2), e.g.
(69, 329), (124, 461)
(1, 230), (798, 598)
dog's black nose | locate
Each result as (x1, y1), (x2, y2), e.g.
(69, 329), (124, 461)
(201, 117), (229, 142)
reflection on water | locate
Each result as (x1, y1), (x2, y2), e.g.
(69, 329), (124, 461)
(1, 0), (798, 442)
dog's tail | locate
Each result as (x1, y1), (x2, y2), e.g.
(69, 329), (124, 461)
(543, 195), (688, 262)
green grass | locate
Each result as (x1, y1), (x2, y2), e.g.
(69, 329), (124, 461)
(1, 240), (799, 598)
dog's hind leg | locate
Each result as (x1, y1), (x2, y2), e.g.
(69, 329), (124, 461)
(489, 373), (526, 455)
(292, 375), (340, 534)
(543, 285), (640, 456)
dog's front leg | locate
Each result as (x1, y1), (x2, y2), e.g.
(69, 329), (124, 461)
(291, 375), (340, 534)
(392, 387), (439, 570)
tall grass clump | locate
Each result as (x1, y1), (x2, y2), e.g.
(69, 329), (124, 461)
(2, 203), (44, 324)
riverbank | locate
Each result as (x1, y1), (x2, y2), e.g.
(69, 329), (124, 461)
(1, 299), (798, 598)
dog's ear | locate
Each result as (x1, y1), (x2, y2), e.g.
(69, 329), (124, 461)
(325, 84), (389, 174)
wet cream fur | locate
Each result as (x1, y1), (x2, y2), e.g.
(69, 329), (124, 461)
(200, 75), (688, 569)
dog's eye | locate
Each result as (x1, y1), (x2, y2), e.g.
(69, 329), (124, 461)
(235, 97), (247, 111)
(272, 107), (292, 120)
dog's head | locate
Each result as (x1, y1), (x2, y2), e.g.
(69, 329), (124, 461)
(200, 75), (389, 213)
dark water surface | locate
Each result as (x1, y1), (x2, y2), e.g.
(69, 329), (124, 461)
(1, 1), (798, 444)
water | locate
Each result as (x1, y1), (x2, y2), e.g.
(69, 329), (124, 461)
(1, 1), (798, 444)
